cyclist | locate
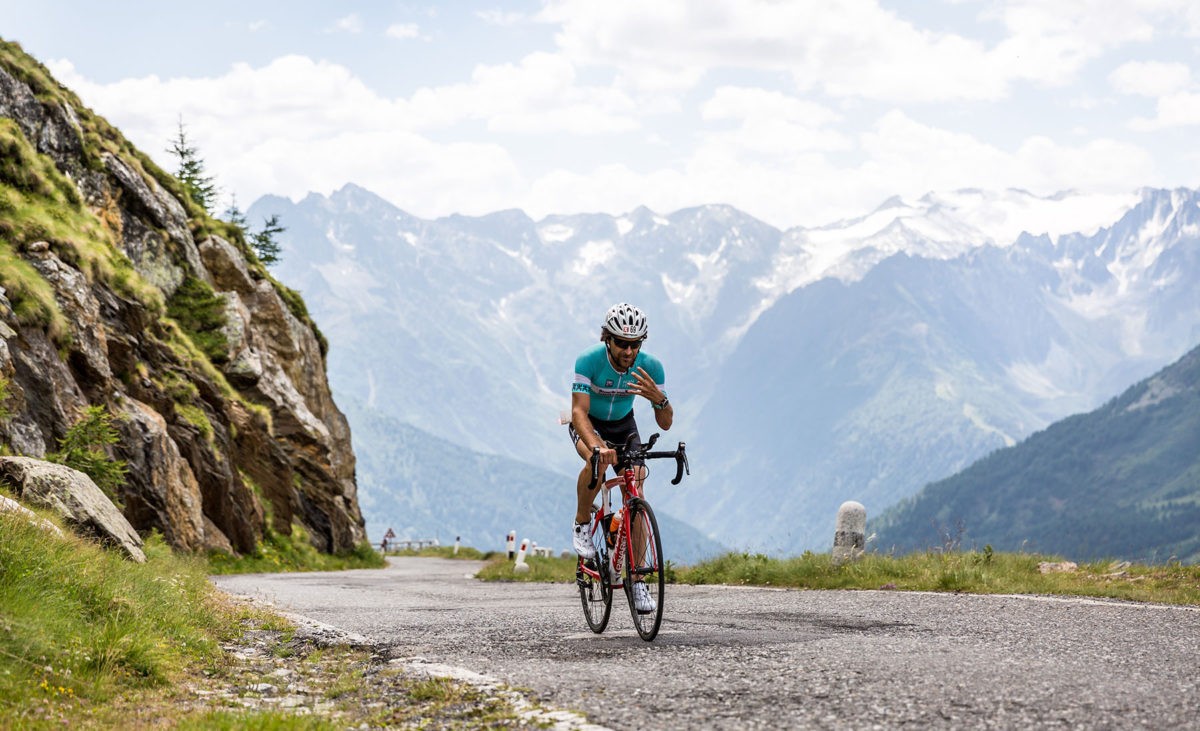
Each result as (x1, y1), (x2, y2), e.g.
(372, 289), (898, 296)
(569, 303), (673, 613)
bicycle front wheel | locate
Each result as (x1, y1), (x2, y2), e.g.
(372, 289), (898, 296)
(577, 516), (612, 633)
(622, 498), (664, 641)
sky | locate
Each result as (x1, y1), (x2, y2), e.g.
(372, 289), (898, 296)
(3, 0), (1199, 229)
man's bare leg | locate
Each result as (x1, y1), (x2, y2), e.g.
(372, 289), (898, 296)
(576, 463), (600, 524)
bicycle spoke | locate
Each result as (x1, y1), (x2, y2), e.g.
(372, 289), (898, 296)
(577, 513), (612, 633)
(623, 498), (664, 641)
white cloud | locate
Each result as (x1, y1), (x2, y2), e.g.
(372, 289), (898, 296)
(1109, 61), (1192, 96)
(34, 1), (1198, 229)
(990, 1), (1158, 85)
(539, 0), (1006, 100)
(699, 87), (850, 158)
(385, 23), (420, 40)
(1131, 92), (1200, 130)
(476, 10), (526, 27)
(407, 52), (639, 134)
(859, 110), (1153, 198)
(329, 14), (363, 34)
(46, 56), (522, 213)
(536, 0), (1186, 102)
(701, 87), (839, 125)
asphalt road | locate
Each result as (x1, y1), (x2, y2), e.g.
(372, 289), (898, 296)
(212, 557), (1200, 729)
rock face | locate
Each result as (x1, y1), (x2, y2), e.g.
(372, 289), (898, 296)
(0, 456), (145, 562)
(0, 42), (366, 554)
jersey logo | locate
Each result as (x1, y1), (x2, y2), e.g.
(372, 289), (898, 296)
(604, 379), (614, 387)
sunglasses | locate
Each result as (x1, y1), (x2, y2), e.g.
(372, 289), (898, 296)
(609, 337), (644, 351)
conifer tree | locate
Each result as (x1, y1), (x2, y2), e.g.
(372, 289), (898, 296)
(222, 193), (248, 230)
(168, 118), (218, 213)
(252, 213), (285, 266)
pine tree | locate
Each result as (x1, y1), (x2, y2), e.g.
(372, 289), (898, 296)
(222, 193), (248, 229)
(252, 213), (285, 266)
(168, 118), (218, 213)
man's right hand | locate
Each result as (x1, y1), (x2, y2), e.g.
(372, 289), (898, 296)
(596, 446), (617, 466)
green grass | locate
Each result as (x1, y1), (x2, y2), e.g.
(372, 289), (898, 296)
(207, 524), (385, 575)
(0, 494), (536, 729)
(0, 504), (229, 726)
(475, 548), (1200, 606)
(382, 544), (496, 561)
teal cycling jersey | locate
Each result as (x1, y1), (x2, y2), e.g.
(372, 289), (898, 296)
(572, 342), (666, 421)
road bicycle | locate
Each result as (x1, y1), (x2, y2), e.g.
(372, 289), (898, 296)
(576, 432), (688, 641)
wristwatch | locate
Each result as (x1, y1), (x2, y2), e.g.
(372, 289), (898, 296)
(654, 396), (670, 410)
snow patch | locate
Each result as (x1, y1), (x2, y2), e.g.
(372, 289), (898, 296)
(571, 240), (615, 275)
(539, 223), (574, 243)
(939, 189), (1139, 245)
(326, 226), (355, 253)
(662, 273), (696, 306)
(756, 189), (1142, 305)
(616, 217), (633, 236)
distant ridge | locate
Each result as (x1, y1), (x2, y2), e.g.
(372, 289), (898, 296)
(875, 342), (1200, 563)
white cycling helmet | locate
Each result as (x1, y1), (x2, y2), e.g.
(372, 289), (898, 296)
(602, 303), (648, 340)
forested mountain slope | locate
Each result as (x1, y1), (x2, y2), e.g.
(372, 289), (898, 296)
(875, 342), (1200, 563)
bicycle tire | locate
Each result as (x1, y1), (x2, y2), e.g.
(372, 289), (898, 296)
(577, 513), (612, 633)
(621, 498), (664, 641)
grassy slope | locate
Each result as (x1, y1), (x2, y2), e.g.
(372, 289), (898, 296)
(0, 503), (231, 725)
(0, 501), (535, 728)
(475, 548), (1200, 606)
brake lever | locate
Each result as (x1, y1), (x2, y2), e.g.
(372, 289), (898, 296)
(671, 442), (688, 485)
(589, 447), (601, 489)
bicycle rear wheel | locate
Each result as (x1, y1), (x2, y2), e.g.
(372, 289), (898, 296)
(577, 515), (612, 633)
(622, 498), (664, 641)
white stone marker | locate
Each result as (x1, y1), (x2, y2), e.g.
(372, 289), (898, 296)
(514, 538), (530, 572)
(832, 501), (866, 565)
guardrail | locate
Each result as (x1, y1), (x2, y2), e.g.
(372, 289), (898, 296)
(379, 538), (440, 553)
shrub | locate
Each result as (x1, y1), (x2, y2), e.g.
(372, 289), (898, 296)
(167, 276), (230, 364)
(48, 405), (128, 505)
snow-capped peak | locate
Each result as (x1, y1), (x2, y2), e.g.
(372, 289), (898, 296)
(756, 189), (1142, 301)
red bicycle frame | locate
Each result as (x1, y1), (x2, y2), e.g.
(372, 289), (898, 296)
(578, 464), (647, 588)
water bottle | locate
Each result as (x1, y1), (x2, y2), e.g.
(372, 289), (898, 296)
(608, 511), (622, 547)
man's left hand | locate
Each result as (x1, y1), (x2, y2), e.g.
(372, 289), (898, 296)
(628, 367), (664, 404)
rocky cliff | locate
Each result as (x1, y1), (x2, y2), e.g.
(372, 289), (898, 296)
(0, 40), (365, 554)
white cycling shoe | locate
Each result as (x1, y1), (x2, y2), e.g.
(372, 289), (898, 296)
(572, 522), (596, 560)
(632, 581), (656, 613)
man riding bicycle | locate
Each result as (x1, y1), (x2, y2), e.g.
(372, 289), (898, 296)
(569, 303), (673, 613)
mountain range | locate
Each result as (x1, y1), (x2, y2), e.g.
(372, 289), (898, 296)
(249, 185), (1200, 558)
